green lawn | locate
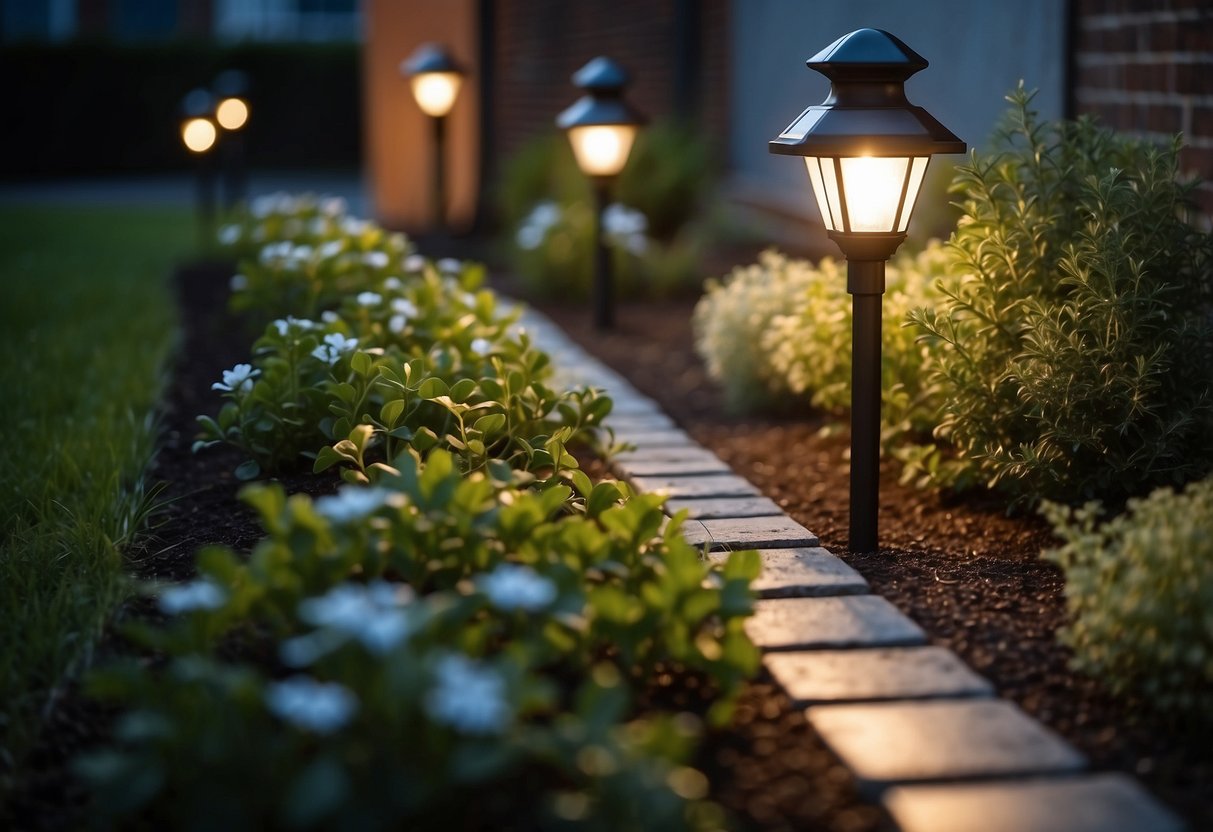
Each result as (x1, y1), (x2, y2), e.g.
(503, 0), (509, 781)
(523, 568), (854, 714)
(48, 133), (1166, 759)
(0, 204), (190, 785)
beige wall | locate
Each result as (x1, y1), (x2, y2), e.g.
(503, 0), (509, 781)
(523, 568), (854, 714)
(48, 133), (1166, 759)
(363, 0), (478, 232)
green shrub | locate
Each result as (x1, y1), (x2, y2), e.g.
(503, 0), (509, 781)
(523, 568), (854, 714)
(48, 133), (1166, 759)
(908, 86), (1213, 504)
(1042, 474), (1213, 717)
(693, 244), (947, 440)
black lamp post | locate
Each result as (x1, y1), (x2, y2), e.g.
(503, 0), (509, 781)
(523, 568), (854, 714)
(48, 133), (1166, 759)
(556, 57), (646, 330)
(180, 88), (218, 249)
(769, 28), (965, 553)
(401, 44), (465, 232)
(213, 70), (250, 210)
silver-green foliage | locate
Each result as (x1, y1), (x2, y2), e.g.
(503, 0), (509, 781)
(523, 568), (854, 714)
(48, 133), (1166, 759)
(1042, 475), (1213, 716)
(692, 245), (948, 444)
(908, 86), (1213, 504)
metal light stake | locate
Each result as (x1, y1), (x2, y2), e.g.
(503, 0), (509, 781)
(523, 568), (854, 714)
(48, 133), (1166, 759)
(769, 28), (965, 552)
(402, 44), (465, 232)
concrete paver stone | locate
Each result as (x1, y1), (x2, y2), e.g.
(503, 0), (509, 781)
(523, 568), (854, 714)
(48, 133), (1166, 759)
(882, 774), (1184, 832)
(746, 595), (926, 651)
(765, 646), (992, 704)
(632, 473), (761, 499)
(808, 699), (1087, 796)
(694, 515), (820, 550)
(665, 495), (785, 519)
(711, 547), (868, 598)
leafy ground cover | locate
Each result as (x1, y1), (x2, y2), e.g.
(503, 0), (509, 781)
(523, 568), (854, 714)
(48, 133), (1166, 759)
(0, 205), (190, 795)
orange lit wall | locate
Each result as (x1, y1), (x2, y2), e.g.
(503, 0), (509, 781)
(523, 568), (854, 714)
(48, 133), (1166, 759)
(363, 0), (479, 232)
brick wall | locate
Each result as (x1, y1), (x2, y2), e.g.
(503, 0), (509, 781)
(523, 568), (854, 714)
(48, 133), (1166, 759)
(1071, 0), (1213, 220)
(489, 0), (729, 172)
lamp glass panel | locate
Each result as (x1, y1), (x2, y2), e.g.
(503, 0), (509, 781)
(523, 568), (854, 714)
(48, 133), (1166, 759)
(567, 124), (637, 177)
(817, 157), (845, 232)
(182, 118), (217, 153)
(216, 97), (249, 130)
(411, 72), (462, 117)
(803, 158), (836, 231)
(839, 156), (911, 232)
(896, 156), (930, 232)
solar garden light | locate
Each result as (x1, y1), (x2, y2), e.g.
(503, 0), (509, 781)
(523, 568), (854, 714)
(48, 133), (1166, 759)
(556, 57), (646, 330)
(401, 43), (465, 231)
(769, 29), (964, 553)
(213, 70), (251, 209)
(180, 88), (218, 248)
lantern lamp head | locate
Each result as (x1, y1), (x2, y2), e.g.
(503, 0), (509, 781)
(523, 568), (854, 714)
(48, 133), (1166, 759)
(769, 28), (964, 259)
(180, 88), (217, 154)
(213, 70), (250, 131)
(556, 57), (646, 181)
(402, 43), (465, 118)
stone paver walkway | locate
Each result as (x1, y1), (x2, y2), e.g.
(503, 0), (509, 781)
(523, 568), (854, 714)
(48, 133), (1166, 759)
(518, 307), (1186, 832)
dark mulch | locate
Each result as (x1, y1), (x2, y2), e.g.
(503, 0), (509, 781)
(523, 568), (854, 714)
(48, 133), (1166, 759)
(529, 294), (1213, 831)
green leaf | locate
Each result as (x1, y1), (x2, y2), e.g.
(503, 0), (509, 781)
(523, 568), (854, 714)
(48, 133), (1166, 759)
(450, 377), (478, 403)
(473, 413), (506, 436)
(380, 399), (405, 426)
(314, 444), (350, 473)
(413, 426), (438, 452)
(418, 377), (448, 399)
(350, 351), (372, 377)
(234, 459), (261, 481)
(586, 482), (623, 517)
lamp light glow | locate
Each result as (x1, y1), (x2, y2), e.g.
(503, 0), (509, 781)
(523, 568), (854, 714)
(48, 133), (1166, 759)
(216, 97), (249, 130)
(410, 72), (462, 117)
(567, 124), (637, 178)
(182, 117), (217, 153)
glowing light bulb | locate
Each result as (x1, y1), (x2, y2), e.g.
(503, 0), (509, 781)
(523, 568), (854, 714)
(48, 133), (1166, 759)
(182, 118), (217, 153)
(411, 72), (462, 117)
(567, 125), (637, 177)
(216, 97), (249, 130)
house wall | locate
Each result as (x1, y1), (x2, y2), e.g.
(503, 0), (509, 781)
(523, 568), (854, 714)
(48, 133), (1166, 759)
(1070, 0), (1213, 221)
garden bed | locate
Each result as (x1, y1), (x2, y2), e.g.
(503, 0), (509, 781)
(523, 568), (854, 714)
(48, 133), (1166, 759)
(525, 292), (1212, 831)
(7, 253), (1208, 831)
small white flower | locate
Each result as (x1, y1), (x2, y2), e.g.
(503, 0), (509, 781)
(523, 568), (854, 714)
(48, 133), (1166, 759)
(516, 224), (546, 250)
(391, 298), (418, 318)
(319, 239), (343, 259)
(363, 251), (389, 269)
(250, 195), (277, 218)
(159, 579), (226, 614)
(321, 196), (348, 217)
(321, 310), (340, 324)
(314, 486), (391, 523)
(297, 580), (416, 655)
(229, 273), (248, 291)
(425, 654), (511, 734)
(212, 363), (259, 393)
(218, 224), (241, 245)
(389, 315), (407, 334)
(383, 276), (402, 291)
(271, 316), (318, 336)
(308, 217), (329, 235)
(356, 291), (382, 307)
(479, 563), (557, 612)
(437, 258), (461, 274)
(404, 254), (426, 272)
(602, 203), (647, 236)
(470, 338), (493, 357)
(310, 333), (359, 365)
(259, 241), (291, 264)
(265, 676), (357, 734)
(342, 217), (368, 236)
(292, 244), (314, 260)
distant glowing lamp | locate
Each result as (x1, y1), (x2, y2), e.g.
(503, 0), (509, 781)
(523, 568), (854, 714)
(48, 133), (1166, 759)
(401, 44), (466, 229)
(212, 70), (251, 208)
(180, 88), (218, 247)
(769, 28), (965, 553)
(181, 117), (217, 153)
(216, 97), (249, 131)
(556, 57), (646, 329)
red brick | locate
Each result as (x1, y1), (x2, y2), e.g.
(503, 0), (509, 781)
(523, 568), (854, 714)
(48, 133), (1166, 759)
(1175, 62), (1213, 95)
(1077, 63), (1123, 89)
(1179, 147), (1213, 179)
(1192, 106), (1213, 141)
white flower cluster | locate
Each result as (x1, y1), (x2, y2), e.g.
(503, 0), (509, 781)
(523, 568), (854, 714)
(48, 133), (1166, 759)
(310, 332), (359, 365)
(265, 676), (358, 734)
(515, 201), (561, 251)
(158, 578), (227, 614)
(271, 316), (320, 337)
(601, 203), (649, 255)
(424, 654), (511, 734)
(389, 298), (419, 334)
(478, 563), (557, 612)
(313, 486), (396, 523)
(259, 240), (314, 268)
(356, 291), (382, 307)
(281, 581), (417, 665)
(469, 337), (493, 357)
(212, 363), (260, 394)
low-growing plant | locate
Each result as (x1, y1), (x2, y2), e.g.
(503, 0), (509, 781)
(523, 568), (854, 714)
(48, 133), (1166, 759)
(1041, 474), (1213, 718)
(907, 85), (1213, 504)
(79, 450), (760, 829)
(693, 244), (948, 443)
